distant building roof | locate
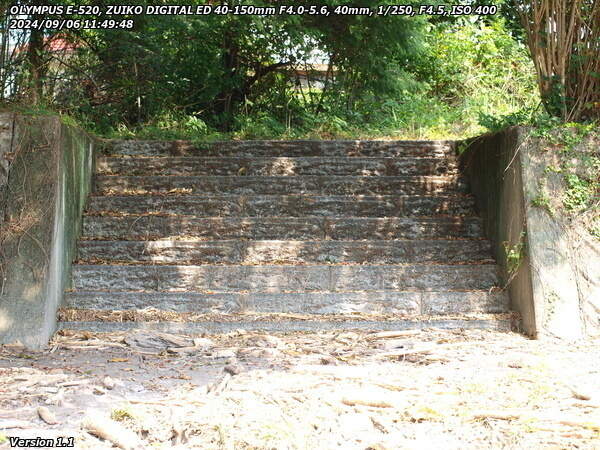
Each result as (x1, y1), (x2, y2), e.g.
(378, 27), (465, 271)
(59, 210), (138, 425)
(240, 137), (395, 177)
(289, 64), (338, 77)
(45, 36), (79, 52)
(14, 35), (80, 55)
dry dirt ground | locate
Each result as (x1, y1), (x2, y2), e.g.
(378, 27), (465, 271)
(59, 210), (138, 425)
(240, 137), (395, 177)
(1, 327), (599, 449)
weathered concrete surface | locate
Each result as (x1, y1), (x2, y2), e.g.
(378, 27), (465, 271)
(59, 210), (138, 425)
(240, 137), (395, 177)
(64, 290), (509, 315)
(0, 114), (95, 347)
(77, 239), (493, 265)
(72, 264), (500, 292)
(95, 174), (469, 196)
(97, 156), (458, 176)
(86, 194), (477, 217)
(460, 128), (534, 336)
(519, 135), (599, 339)
(57, 317), (514, 334)
(460, 127), (600, 339)
(103, 139), (455, 158)
(82, 216), (485, 240)
(66, 138), (510, 334)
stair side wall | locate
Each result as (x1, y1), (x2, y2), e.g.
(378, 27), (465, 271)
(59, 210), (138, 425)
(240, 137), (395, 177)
(0, 113), (96, 348)
(459, 127), (535, 336)
(460, 126), (600, 339)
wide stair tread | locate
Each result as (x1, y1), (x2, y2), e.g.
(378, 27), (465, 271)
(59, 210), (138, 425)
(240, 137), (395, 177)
(103, 139), (455, 158)
(62, 140), (513, 333)
(95, 174), (469, 196)
(97, 156), (458, 177)
(85, 194), (478, 217)
(76, 239), (494, 265)
(64, 290), (509, 315)
(81, 216), (486, 240)
(71, 263), (501, 292)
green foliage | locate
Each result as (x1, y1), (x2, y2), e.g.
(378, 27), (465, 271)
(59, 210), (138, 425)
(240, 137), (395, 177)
(108, 111), (212, 141)
(415, 15), (538, 134)
(503, 232), (526, 275)
(531, 190), (554, 215)
(531, 119), (596, 150)
(111, 408), (135, 422)
(529, 122), (599, 229)
(10, 103), (58, 117)
(218, 13), (538, 141)
(563, 174), (597, 212)
(4, 1), (540, 140)
(233, 112), (291, 140)
(478, 107), (538, 133)
(64, 0), (428, 135)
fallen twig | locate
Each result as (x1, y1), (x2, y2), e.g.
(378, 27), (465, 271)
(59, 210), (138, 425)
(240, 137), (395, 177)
(472, 409), (525, 421)
(377, 347), (433, 358)
(82, 411), (142, 450)
(207, 373), (232, 395)
(368, 330), (422, 340)
(57, 380), (89, 387)
(37, 406), (59, 425)
(342, 397), (393, 408)
(126, 398), (204, 407)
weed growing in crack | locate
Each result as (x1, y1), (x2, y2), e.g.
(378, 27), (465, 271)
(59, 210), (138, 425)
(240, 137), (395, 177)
(503, 232), (526, 275)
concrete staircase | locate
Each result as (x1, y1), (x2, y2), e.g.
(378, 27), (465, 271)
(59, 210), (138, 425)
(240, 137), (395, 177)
(58, 140), (514, 334)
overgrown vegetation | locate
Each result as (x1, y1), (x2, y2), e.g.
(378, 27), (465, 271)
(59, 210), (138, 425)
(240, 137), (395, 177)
(528, 122), (599, 238)
(1, 0), (539, 140)
(1, 1), (598, 143)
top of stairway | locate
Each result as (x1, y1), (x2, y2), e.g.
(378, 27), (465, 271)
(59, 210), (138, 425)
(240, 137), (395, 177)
(101, 139), (457, 158)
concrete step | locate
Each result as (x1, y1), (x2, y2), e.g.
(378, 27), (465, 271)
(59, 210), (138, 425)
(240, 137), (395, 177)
(77, 239), (494, 265)
(65, 139), (513, 336)
(64, 290), (510, 315)
(71, 264), (501, 292)
(57, 315), (516, 334)
(81, 216), (485, 241)
(97, 156), (458, 177)
(86, 194), (477, 217)
(103, 139), (454, 158)
(94, 175), (469, 196)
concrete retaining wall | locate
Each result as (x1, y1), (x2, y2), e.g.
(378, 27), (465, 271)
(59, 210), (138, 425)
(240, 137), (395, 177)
(460, 126), (600, 339)
(0, 113), (96, 348)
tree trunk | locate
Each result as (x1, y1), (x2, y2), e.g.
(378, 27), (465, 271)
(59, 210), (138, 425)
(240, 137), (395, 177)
(27, 25), (45, 104)
(0, 7), (7, 101)
(213, 31), (240, 131)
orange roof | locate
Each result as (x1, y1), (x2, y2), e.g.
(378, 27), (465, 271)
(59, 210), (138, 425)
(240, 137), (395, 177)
(14, 35), (80, 54)
(45, 36), (79, 52)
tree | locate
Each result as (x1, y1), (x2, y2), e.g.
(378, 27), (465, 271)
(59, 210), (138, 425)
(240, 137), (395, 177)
(64, 0), (426, 131)
(515, 0), (600, 121)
